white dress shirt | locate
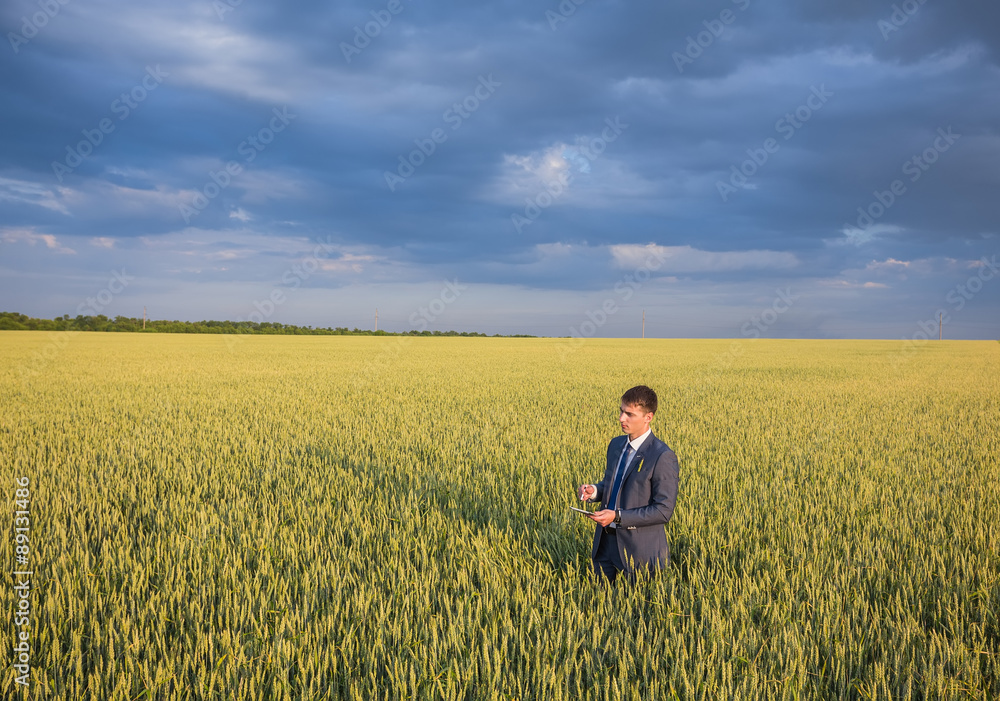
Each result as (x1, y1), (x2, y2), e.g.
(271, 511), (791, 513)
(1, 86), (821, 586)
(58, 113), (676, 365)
(589, 428), (651, 527)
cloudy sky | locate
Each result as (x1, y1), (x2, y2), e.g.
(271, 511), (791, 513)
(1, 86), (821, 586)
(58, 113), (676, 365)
(1, 0), (998, 338)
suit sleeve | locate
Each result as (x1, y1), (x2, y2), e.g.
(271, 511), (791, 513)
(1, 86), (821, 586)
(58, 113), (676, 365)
(618, 448), (679, 528)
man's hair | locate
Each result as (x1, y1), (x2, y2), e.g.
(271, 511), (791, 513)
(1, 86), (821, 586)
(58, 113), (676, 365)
(621, 385), (657, 415)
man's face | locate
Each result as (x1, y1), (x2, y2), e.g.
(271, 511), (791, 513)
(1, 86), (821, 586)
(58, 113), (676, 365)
(619, 402), (653, 439)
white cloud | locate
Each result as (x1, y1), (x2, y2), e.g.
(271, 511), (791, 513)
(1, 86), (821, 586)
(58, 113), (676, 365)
(320, 253), (376, 274)
(128, 228), (404, 283)
(610, 243), (799, 273)
(853, 257), (969, 280)
(1, 227), (76, 255)
(59, 180), (187, 219)
(484, 130), (657, 208)
(828, 224), (903, 247)
(818, 279), (889, 289)
(0, 177), (70, 215)
(864, 257), (911, 273)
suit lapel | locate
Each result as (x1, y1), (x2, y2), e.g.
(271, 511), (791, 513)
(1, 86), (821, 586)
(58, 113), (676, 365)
(621, 431), (655, 485)
(609, 435), (629, 479)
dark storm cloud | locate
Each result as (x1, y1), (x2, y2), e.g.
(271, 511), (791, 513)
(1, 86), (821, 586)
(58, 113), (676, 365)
(0, 0), (997, 336)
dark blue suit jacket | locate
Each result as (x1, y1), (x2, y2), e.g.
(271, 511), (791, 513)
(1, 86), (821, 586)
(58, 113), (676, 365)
(591, 431), (679, 570)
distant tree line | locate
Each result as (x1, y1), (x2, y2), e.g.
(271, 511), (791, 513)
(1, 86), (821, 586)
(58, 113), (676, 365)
(0, 312), (535, 337)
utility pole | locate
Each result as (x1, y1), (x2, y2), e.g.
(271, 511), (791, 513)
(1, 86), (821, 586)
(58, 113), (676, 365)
(143, 306), (146, 330)
(939, 312), (942, 341)
(375, 308), (378, 332)
(642, 310), (645, 339)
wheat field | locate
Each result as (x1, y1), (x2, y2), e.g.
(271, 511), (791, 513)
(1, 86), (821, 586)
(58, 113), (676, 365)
(1, 332), (997, 700)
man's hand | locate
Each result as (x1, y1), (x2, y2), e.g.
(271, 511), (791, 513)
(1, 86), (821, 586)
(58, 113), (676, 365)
(587, 509), (616, 527)
(577, 484), (596, 501)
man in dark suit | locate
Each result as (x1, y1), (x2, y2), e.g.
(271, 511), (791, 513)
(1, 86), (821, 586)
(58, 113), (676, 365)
(577, 385), (679, 583)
